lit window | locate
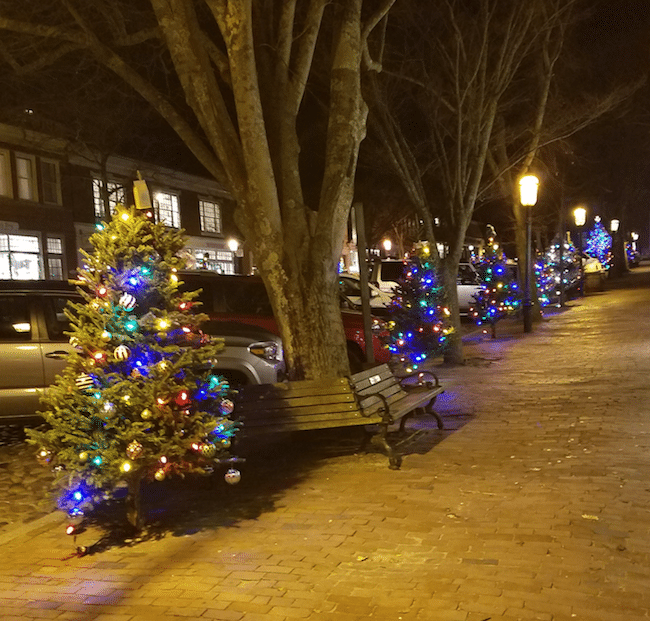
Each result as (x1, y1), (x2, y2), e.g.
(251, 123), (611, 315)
(199, 199), (222, 234)
(0, 234), (42, 279)
(92, 177), (125, 218)
(0, 150), (11, 198)
(48, 257), (63, 280)
(41, 159), (61, 204)
(154, 191), (180, 228)
(16, 154), (37, 201)
(47, 237), (63, 254)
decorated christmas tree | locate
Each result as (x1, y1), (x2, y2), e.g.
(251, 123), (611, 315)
(537, 236), (581, 306)
(387, 242), (453, 373)
(470, 252), (520, 338)
(584, 217), (612, 269)
(28, 203), (240, 533)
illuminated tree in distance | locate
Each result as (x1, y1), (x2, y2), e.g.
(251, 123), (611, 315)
(388, 243), (453, 373)
(28, 203), (240, 534)
(584, 217), (612, 269)
(470, 252), (520, 338)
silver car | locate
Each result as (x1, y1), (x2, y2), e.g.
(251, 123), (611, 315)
(0, 281), (285, 425)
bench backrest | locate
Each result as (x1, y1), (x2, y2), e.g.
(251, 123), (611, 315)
(349, 363), (408, 418)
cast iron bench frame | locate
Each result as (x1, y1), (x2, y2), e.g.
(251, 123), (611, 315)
(232, 363), (444, 469)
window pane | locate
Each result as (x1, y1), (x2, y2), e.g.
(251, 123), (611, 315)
(0, 297), (32, 341)
(9, 235), (40, 253)
(48, 257), (63, 280)
(47, 238), (63, 254)
(43, 295), (74, 340)
(10, 253), (42, 279)
(16, 156), (35, 201)
(93, 178), (125, 218)
(41, 161), (60, 204)
(155, 192), (180, 228)
(0, 151), (10, 197)
(199, 200), (221, 233)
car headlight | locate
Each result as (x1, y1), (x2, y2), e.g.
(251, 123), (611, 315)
(248, 340), (281, 361)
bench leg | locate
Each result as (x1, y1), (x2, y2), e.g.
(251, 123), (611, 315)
(374, 425), (402, 470)
(426, 397), (444, 430)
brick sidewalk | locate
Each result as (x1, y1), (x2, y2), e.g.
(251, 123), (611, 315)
(2, 268), (650, 620)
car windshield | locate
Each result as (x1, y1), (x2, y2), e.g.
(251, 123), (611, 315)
(381, 262), (405, 282)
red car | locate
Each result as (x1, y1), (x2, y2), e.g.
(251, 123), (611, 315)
(179, 272), (390, 372)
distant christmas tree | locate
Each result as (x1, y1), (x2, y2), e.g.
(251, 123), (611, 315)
(387, 242), (453, 373)
(537, 236), (581, 306)
(584, 218), (612, 269)
(470, 252), (520, 338)
(28, 204), (240, 533)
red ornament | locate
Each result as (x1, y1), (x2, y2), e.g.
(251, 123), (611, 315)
(97, 285), (108, 297)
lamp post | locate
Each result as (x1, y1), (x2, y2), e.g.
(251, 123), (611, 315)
(382, 238), (392, 259)
(610, 219), (619, 276)
(519, 175), (539, 333)
(573, 207), (586, 297)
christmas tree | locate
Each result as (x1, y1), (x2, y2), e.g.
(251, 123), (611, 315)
(537, 236), (581, 306)
(470, 252), (520, 338)
(387, 242), (453, 373)
(28, 204), (240, 533)
(584, 218), (612, 269)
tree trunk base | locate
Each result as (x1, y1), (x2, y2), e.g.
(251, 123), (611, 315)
(126, 474), (144, 532)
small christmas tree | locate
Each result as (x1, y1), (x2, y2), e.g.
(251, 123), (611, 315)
(537, 236), (581, 306)
(387, 242), (453, 373)
(28, 204), (240, 533)
(470, 252), (520, 338)
(584, 218), (612, 269)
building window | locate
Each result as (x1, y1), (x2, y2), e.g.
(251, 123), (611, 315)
(194, 249), (234, 274)
(46, 236), (64, 280)
(154, 191), (180, 228)
(0, 233), (42, 280)
(0, 150), (12, 198)
(47, 237), (63, 254)
(48, 258), (63, 280)
(199, 199), (222, 234)
(92, 177), (126, 219)
(41, 159), (62, 205)
(16, 154), (37, 201)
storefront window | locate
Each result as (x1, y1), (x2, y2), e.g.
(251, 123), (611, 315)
(0, 234), (43, 280)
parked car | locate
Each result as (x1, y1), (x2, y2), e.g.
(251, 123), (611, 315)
(179, 271), (391, 371)
(368, 259), (483, 316)
(338, 272), (393, 316)
(0, 280), (285, 425)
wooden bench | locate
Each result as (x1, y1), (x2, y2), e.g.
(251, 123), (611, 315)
(231, 363), (444, 469)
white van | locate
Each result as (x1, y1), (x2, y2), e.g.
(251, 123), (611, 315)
(369, 259), (483, 315)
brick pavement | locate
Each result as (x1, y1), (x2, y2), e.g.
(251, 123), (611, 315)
(2, 266), (650, 620)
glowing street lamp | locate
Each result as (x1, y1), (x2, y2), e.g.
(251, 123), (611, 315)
(574, 207), (587, 296)
(382, 238), (392, 258)
(519, 174), (539, 333)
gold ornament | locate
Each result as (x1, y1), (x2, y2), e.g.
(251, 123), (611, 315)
(224, 468), (241, 485)
(126, 440), (143, 460)
(79, 451), (88, 463)
(201, 443), (217, 458)
(154, 469), (166, 481)
(141, 409), (152, 420)
(220, 438), (232, 449)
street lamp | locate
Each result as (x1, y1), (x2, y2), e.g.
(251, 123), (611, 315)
(382, 238), (392, 258)
(574, 207), (587, 297)
(519, 174), (539, 333)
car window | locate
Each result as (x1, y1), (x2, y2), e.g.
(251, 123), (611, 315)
(458, 264), (479, 285)
(381, 262), (405, 282)
(339, 277), (361, 296)
(224, 281), (274, 315)
(0, 296), (32, 341)
(43, 295), (77, 341)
